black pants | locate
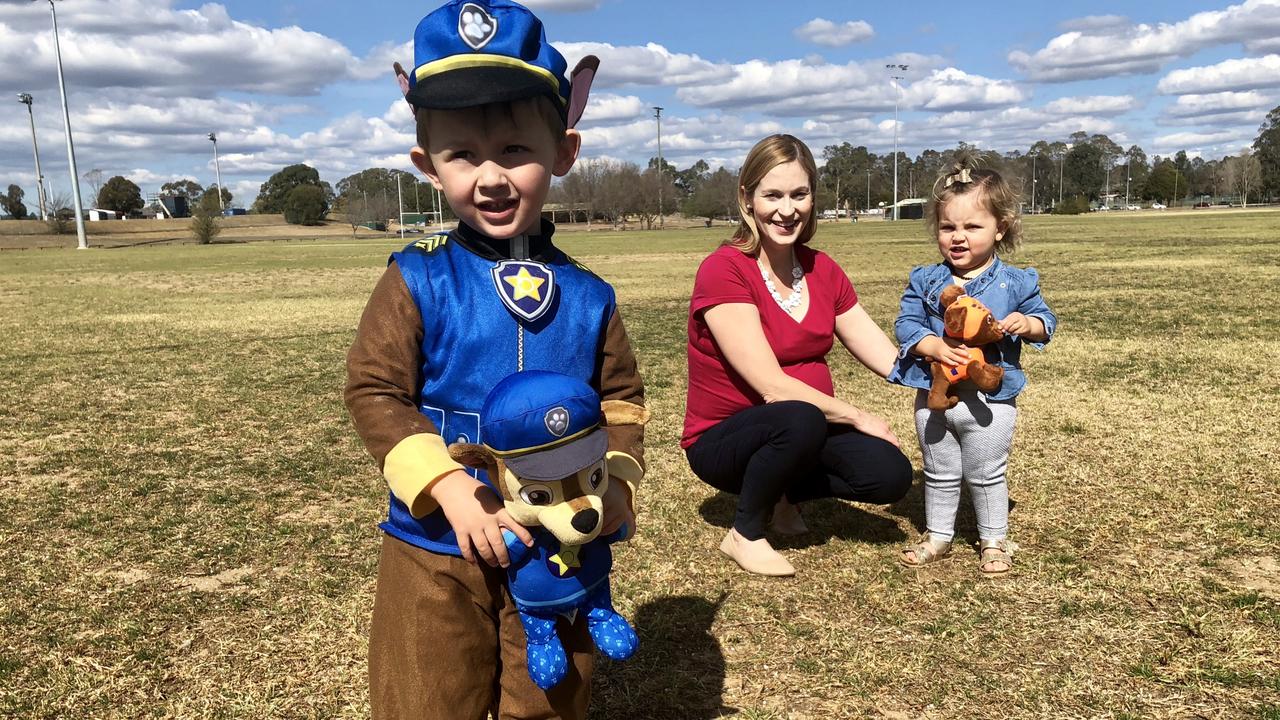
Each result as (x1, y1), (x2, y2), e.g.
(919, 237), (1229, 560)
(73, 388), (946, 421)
(685, 401), (913, 540)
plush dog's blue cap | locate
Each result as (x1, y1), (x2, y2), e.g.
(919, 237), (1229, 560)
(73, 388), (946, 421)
(406, 0), (571, 118)
(481, 370), (605, 481)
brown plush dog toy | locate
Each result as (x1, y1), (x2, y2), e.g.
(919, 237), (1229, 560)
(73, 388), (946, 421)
(927, 285), (1005, 410)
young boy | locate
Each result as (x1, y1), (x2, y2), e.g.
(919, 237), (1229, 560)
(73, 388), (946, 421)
(344, 2), (645, 718)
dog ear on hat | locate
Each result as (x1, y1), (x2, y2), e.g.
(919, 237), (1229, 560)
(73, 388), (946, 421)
(566, 55), (599, 129)
(393, 62), (413, 108)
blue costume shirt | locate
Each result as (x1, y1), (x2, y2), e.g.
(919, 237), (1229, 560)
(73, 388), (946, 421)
(379, 221), (617, 556)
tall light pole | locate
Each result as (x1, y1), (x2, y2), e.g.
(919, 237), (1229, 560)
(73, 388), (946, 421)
(1125, 155), (1132, 208)
(208, 133), (224, 211)
(653, 106), (664, 230)
(886, 64), (908, 221)
(45, 0), (87, 248)
(1058, 149), (1065, 206)
(16, 94), (49, 221)
(1031, 153), (1037, 214)
(865, 168), (870, 213)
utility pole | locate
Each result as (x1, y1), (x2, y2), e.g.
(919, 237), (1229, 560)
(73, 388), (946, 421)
(865, 168), (870, 213)
(1058, 149), (1064, 205)
(16, 93), (48, 220)
(397, 173), (404, 240)
(208, 133), (224, 211)
(46, 0), (88, 248)
(885, 64), (908, 221)
(1125, 155), (1132, 208)
(1031, 153), (1037, 214)
(653, 106), (664, 230)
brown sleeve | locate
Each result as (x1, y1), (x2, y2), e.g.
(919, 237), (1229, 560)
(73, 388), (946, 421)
(597, 307), (646, 473)
(345, 261), (435, 466)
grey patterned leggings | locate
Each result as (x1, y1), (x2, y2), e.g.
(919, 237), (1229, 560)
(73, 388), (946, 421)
(913, 389), (1018, 543)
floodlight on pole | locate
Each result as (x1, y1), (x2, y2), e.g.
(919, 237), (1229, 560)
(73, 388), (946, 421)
(208, 132), (224, 211)
(886, 64), (908, 221)
(44, 0), (88, 249)
(653, 106), (664, 230)
(17, 93), (49, 221)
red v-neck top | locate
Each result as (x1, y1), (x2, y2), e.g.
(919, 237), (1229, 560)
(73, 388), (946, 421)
(682, 243), (858, 448)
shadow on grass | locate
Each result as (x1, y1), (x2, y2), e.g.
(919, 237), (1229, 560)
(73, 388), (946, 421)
(697, 491), (909, 548)
(591, 593), (733, 719)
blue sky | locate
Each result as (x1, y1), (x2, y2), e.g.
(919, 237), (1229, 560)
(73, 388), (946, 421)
(2, 0), (1277, 207)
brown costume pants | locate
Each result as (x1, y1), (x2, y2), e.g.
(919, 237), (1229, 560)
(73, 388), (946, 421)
(369, 535), (594, 720)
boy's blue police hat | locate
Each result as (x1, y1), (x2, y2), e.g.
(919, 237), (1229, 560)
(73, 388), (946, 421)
(406, 0), (571, 118)
(481, 370), (606, 482)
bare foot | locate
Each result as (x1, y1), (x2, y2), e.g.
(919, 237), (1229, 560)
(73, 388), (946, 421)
(769, 498), (808, 535)
(719, 528), (795, 577)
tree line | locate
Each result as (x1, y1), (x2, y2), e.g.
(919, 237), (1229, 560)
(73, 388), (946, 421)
(6, 105), (1279, 223)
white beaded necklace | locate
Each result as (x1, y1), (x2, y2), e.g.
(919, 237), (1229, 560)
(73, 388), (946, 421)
(759, 256), (805, 314)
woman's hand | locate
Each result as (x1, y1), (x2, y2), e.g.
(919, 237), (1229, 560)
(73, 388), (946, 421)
(915, 335), (973, 367)
(430, 470), (533, 567)
(850, 409), (901, 448)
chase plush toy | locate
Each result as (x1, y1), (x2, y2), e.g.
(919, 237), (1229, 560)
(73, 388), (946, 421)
(928, 284), (1005, 410)
(448, 370), (647, 690)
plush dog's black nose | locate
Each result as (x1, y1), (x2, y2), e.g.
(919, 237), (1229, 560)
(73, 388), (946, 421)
(571, 509), (599, 534)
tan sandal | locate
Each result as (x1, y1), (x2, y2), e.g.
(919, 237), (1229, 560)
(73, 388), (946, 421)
(978, 538), (1017, 576)
(899, 535), (952, 567)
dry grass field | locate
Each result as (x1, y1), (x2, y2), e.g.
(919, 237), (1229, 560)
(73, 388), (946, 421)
(1, 209), (1278, 719)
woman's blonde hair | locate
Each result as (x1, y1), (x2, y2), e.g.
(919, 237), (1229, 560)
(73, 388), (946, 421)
(727, 134), (819, 255)
(925, 153), (1023, 255)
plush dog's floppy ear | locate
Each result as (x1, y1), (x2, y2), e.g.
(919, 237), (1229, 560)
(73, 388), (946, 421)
(601, 399), (649, 427)
(939, 284), (966, 309)
(566, 55), (599, 129)
(449, 443), (495, 469)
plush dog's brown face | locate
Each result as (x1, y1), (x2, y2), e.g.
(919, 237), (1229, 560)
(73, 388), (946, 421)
(447, 445), (608, 546)
(940, 285), (1004, 345)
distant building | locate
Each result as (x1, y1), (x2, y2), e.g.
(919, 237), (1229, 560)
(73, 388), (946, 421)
(87, 209), (119, 221)
(889, 198), (926, 220)
(222, 208), (247, 216)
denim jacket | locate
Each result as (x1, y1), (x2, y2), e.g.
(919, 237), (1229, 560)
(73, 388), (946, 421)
(887, 258), (1057, 401)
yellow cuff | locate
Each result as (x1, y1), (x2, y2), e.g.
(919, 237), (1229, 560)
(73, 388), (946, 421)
(384, 433), (465, 518)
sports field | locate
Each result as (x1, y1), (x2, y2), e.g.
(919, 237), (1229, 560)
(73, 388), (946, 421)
(1, 210), (1278, 719)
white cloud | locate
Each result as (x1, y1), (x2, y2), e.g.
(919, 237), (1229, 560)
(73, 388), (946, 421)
(1043, 95), (1139, 115)
(0, 0), (359, 97)
(578, 94), (650, 126)
(671, 56), (1020, 116)
(1163, 90), (1273, 117)
(1009, 0), (1280, 82)
(1156, 54), (1280, 94)
(1152, 129), (1250, 151)
(793, 18), (875, 48)
(555, 41), (733, 87)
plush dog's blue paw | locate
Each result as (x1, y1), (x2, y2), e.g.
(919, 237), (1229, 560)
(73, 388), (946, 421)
(586, 609), (639, 661)
(526, 639), (568, 690)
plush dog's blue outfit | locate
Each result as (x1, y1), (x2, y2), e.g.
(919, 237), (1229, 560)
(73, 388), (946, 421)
(481, 370), (639, 690)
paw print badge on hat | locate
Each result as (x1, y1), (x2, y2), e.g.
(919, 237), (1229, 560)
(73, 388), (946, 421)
(458, 3), (496, 49)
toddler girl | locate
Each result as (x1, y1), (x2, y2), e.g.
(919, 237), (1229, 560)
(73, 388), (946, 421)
(889, 156), (1057, 575)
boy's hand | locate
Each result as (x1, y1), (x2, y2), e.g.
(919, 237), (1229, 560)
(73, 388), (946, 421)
(600, 479), (636, 541)
(430, 470), (533, 567)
